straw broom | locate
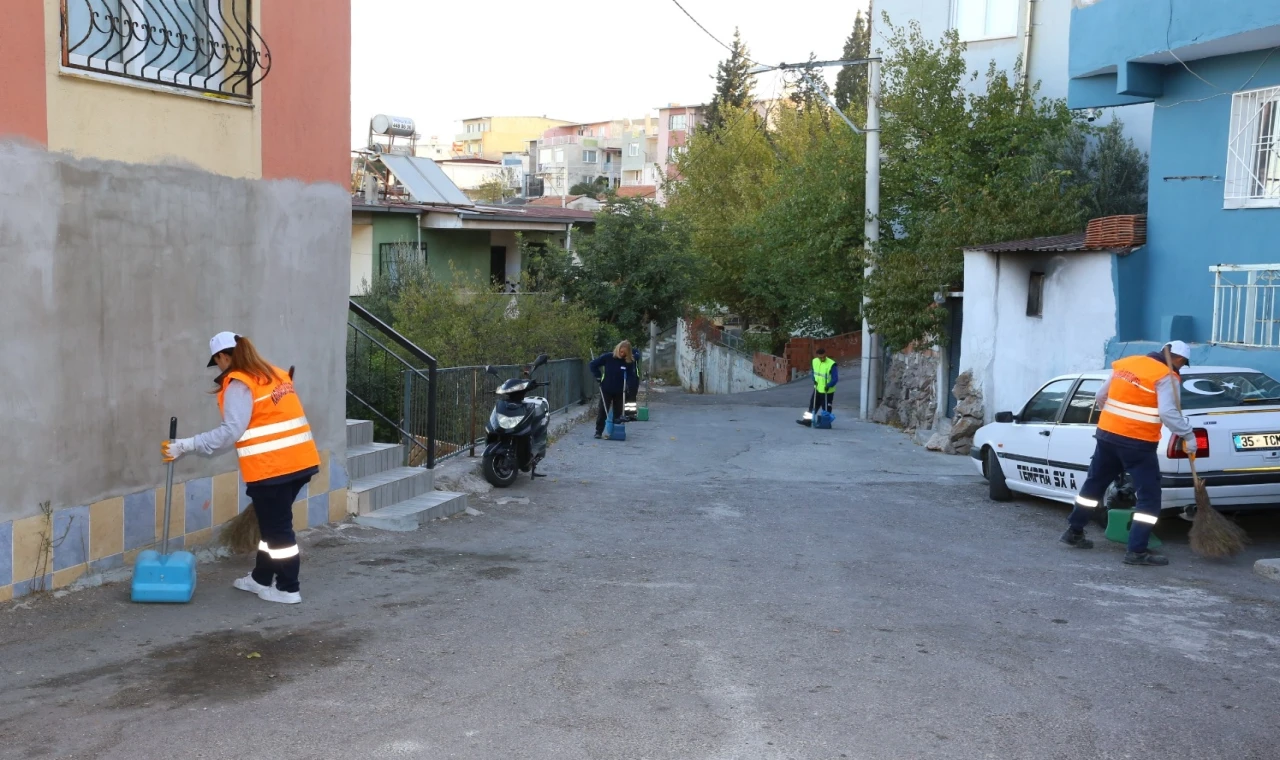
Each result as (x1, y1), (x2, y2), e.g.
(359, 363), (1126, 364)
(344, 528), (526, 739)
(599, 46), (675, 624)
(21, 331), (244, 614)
(1163, 350), (1247, 558)
(219, 365), (296, 555)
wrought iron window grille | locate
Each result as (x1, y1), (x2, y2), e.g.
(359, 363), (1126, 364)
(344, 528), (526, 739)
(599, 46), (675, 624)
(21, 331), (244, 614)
(60, 0), (271, 101)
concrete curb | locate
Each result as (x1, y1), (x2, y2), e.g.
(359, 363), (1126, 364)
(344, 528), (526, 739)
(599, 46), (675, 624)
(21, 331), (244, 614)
(1254, 558), (1280, 582)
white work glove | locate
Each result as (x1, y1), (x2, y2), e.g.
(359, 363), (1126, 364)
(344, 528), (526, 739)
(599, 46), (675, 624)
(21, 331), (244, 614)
(161, 437), (196, 463)
(1181, 435), (1198, 456)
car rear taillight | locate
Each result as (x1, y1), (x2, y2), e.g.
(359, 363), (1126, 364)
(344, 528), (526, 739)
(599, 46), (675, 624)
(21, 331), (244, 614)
(1168, 428), (1210, 459)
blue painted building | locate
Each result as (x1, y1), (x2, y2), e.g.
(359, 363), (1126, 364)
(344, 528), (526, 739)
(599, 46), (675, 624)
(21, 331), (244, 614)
(1069, 0), (1280, 373)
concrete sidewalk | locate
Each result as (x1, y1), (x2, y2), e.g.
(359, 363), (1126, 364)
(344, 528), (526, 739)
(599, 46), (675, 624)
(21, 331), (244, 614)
(0, 390), (1277, 759)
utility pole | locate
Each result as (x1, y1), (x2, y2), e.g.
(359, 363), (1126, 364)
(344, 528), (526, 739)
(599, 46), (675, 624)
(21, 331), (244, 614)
(748, 57), (882, 420)
(860, 58), (881, 422)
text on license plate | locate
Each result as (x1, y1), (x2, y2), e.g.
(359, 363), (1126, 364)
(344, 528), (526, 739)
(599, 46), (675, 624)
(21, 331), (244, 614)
(1234, 432), (1280, 450)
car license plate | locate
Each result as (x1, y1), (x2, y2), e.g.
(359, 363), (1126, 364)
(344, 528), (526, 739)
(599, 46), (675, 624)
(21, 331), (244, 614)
(1234, 432), (1280, 451)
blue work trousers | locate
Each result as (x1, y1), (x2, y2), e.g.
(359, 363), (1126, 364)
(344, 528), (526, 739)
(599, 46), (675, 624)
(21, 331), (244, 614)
(1067, 438), (1162, 553)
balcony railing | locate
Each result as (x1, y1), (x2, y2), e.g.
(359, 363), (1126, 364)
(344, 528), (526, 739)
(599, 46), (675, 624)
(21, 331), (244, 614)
(61, 0), (271, 100)
(1211, 264), (1280, 347)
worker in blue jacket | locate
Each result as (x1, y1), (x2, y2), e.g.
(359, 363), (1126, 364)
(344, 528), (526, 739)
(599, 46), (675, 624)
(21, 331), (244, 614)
(591, 341), (637, 439)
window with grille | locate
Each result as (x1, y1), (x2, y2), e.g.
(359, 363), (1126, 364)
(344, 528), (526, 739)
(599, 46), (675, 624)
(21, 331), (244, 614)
(1226, 86), (1280, 208)
(62, 0), (270, 100)
(670, 114), (688, 131)
(379, 242), (427, 280)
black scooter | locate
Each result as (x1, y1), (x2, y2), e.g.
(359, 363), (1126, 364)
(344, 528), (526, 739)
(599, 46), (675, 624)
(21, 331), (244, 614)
(481, 354), (551, 488)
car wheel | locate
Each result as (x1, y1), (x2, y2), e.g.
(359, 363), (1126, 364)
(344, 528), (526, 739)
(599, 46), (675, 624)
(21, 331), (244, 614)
(986, 447), (1013, 502)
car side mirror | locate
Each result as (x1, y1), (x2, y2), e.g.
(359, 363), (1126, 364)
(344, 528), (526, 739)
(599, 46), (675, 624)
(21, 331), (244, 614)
(995, 411), (1015, 424)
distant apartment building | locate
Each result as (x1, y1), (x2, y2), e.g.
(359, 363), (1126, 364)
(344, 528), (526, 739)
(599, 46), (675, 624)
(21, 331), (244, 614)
(622, 115), (661, 191)
(536, 118), (648, 197)
(657, 104), (706, 177)
(456, 116), (573, 161)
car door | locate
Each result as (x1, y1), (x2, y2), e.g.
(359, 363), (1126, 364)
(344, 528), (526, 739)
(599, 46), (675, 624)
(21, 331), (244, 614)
(999, 378), (1075, 498)
(1045, 377), (1106, 503)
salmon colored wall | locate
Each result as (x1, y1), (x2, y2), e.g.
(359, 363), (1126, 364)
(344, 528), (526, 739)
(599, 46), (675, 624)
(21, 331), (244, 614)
(261, 0), (351, 186)
(0, 2), (48, 144)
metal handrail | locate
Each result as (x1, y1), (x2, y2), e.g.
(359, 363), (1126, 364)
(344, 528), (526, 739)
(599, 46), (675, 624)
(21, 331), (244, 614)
(345, 389), (430, 461)
(348, 300), (438, 468)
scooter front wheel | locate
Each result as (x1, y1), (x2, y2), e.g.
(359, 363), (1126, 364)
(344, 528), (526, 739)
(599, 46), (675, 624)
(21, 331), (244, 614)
(483, 451), (519, 488)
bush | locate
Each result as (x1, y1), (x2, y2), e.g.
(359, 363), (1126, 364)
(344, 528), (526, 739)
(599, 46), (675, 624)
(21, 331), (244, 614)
(389, 269), (598, 367)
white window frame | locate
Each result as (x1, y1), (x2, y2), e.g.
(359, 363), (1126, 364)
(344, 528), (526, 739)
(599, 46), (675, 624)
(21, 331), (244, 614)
(628, 143), (640, 157)
(582, 150), (598, 163)
(669, 114), (688, 131)
(1225, 85), (1280, 209)
(952, 0), (1019, 42)
(65, 0), (228, 91)
(554, 148), (565, 163)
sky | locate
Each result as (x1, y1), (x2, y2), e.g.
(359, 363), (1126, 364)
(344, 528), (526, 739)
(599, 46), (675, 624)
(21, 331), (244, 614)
(351, 0), (872, 150)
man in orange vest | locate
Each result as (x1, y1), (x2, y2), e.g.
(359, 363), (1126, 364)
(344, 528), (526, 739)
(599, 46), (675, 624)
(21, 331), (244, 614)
(1060, 341), (1197, 566)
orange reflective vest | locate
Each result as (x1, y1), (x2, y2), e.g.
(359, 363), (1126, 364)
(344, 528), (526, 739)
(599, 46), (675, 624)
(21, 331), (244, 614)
(218, 366), (321, 484)
(1097, 355), (1173, 443)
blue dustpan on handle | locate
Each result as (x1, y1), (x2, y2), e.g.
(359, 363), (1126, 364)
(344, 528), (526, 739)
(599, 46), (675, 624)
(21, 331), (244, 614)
(132, 417), (197, 603)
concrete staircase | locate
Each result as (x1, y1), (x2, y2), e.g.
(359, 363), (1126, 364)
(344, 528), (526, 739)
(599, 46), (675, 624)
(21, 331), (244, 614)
(345, 420), (468, 532)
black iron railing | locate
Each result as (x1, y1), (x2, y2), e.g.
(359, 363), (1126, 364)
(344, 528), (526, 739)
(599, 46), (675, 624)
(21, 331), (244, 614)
(429, 359), (588, 462)
(347, 301), (438, 468)
(61, 0), (271, 100)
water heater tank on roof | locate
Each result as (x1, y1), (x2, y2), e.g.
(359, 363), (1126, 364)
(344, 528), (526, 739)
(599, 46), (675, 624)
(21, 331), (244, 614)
(372, 115), (416, 137)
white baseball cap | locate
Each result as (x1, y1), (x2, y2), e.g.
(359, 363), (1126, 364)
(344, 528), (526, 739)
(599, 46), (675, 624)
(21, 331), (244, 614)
(1165, 340), (1192, 364)
(207, 331), (238, 367)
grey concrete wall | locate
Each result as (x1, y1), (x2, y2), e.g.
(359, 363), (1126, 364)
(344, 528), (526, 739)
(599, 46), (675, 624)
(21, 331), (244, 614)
(0, 142), (350, 523)
(675, 319), (777, 395)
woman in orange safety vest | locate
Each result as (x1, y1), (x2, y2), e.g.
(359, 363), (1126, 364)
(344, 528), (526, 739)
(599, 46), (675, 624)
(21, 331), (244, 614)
(161, 332), (321, 604)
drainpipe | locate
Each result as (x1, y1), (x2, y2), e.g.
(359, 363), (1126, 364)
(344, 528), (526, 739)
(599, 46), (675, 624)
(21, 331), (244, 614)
(1019, 0), (1036, 97)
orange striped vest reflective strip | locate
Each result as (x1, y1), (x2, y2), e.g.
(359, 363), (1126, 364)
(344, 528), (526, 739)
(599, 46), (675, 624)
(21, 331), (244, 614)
(1096, 355), (1173, 443)
(218, 366), (321, 483)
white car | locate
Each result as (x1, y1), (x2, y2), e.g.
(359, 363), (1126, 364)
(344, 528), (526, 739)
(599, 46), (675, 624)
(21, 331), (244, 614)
(972, 366), (1280, 513)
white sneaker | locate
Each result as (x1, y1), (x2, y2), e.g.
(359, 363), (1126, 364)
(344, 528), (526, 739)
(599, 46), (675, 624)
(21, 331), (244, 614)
(258, 586), (302, 605)
(233, 574), (272, 594)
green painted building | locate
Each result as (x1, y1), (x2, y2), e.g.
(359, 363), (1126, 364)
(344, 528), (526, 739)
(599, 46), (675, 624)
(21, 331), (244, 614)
(350, 201), (594, 295)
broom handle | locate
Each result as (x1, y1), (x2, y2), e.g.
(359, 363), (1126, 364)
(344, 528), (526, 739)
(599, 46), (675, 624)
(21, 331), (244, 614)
(162, 416), (177, 555)
(1162, 349), (1203, 489)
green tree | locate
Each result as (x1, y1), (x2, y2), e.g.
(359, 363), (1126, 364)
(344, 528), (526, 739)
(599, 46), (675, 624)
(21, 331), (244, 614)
(473, 175), (515, 204)
(569, 176), (610, 196)
(834, 5), (873, 112)
(1038, 119), (1148, 219)
(788, 53), (831, 124)
(705, 28), (756, 132)
(666, 103), (779, 325)
(866, 18), (1087, 349)
(568, 196), (699, 341)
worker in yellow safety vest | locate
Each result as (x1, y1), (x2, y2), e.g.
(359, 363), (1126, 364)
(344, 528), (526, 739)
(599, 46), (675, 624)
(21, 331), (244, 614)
(1060, 341), (1196, 566)
(798, 348), (839, 426)
(162, 332), (321, 604)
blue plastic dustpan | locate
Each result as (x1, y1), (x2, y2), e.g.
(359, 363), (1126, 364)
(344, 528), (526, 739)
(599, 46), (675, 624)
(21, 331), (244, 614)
(133, 417), (197, 603)
(132, 549), (197, 603)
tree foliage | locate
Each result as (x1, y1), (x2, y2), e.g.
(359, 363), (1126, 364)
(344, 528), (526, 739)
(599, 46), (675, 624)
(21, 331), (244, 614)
(389, 270), (599, 367)
(529, 197), (699, 344)
(834, 5), (873, 112)
(705, 28), (755, 132)
(867, 19), (1091, 349)
(569, 176), (610, 196)
(473, 175), (515, 204)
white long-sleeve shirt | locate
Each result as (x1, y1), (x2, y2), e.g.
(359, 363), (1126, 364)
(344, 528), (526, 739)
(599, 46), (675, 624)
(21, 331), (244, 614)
(1095, 372), (1194, 438)
(190, 380), (252, 455)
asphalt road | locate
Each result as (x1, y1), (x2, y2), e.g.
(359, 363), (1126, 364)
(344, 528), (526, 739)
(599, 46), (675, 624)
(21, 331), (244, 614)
(1, 382), (1278, 760)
